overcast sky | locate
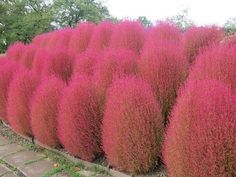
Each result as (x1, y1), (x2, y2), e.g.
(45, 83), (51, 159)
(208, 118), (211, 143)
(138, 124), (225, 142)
(105, 0), (236, 26)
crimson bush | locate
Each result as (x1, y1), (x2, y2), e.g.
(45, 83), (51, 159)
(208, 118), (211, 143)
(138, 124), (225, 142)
(109, 21), (145, 53)
(189, 45), (236, 90)
(69, 22), (95, 54)
(88, 21), (114, 51)
(73, 49), (102, 76)
(7, 69), (40, 136)
(183, 26), (223, 63)
(7, 42), (25, 61)
(42, 48), (75, 83)
(0, 60), (18, 122)
(163, 80), (236, 177)
(30, 77), (65, 147)
(57, 75), (102, 161)
(93, 48), (137, 101)
(20, 44), (37, 69)
(139, 40), (188, 117)
(102, 77), (164, 174)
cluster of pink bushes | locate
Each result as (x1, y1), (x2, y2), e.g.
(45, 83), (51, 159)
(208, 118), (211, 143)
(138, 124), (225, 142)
(0, 20), (235, 176)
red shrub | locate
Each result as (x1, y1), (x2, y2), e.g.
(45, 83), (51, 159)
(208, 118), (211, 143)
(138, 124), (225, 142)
(183, 26), (224, 63)
(0, 60), (19, 122)
(69, 22), (95, 54)
(139, 40), (188, 117)
(102, 77), (164, 174)
(57, 75), (102, 161)
(189, 45), (236, 90)
(32, 48), (51, 77)
(93, 48), (138, 101)
(146, 22), (182, 44)
(31, 77), (65, 147)
(7, 42), (25, 61)
(42, 48), (75, 83)
(7, 69), (40, 136)
(55, 28), (73, 48)
(32, 33), (52, 47)
(221, 34), (236, 47)
(88, 21), (114, 50)
(20, 44), (37, 69)
(73, 49), (102, 76)
(163, 80), (236, 177)
(109, 21), (145, 53)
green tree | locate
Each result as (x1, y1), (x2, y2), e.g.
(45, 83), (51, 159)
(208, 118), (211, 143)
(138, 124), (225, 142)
(224, 17), (236, 35)
(166, 9), (194, 31)
(52, 0), (111, 28)
(137, 16), (152, 28)
(0, 0), (53, 53)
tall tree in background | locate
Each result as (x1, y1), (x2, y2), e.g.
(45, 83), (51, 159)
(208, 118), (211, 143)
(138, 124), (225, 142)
(137, 16), (152, 28)
(167, 9), (194, 31)
(224, 17), (236, 35)
(53, 0), (110, 28)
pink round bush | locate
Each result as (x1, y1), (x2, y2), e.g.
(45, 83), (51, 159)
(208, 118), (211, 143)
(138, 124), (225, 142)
(93, 48), (138, 101)
(163, 80), (236, 177)
(88, 21), (114, 50)
(7, 69), (40, 136)
(189, 45), (236, 90)
(42, 48), (75, 83)
(73, 49), (102, 76)
(139, 40), (188, 117)
(57, 75), (102, 161)
(69, 22), (95, 54)
(109, 21), (145, 53)
(20, 44), (37, 69)
(0, 60), (19, 122)
(31, 77), (65, 147)
(183, 26), (224, 63)
(102, 77), (164, 174)
(7, 42), (25, 61)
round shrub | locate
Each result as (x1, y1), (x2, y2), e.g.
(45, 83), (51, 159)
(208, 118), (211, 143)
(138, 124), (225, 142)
(20, 44), (37, 69)
(7, 42), (25, 61)
(102, 77), (164, 174)
(42, 48), (75, 83)
(88, 21), (114, 50)
(69, 22), (95, 54)
(57, 75), (102, 161)
(146, 22), (182, 44)
(189, 45), (236, 90)
(55, 28), (73, 48)
(32, 48), (51, 77)
(0, 60), (19, 122)
(7, 68), (40, 136)
(109, 21), (145, 53)
(73, 49), (102, 76)
(183, 26), (223, 63)
(139, 40), (188, 117)
(93, 48), (138, 101)
(163, 80), (236, 177)
(30, 77), (65, 147)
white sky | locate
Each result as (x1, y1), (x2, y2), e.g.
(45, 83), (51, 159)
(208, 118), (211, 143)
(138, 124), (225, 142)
(105, 0), (236, 26)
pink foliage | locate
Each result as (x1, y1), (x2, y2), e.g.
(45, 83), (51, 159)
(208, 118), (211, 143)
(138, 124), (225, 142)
(7, 68), (40, 136)
(20, 44), (37, 69)
(7, 42), (26, 61)
(31, 77), (65, 147)
(88, 21), (114, 50)
(163, 80), (236, 177)
(57, 75), (102, 161)
(69, 22), (96, 54)
(109, 21), (145, 53)
(183, 26), (224, 63)
(102, 77), (164, 174)
(189, 45), (236, 90)
(139, 40), (188, 117)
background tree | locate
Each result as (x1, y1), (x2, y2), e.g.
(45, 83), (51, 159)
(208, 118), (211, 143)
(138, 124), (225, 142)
(166, 9), (194, 31)
(137, 16), (152, 28)
(224, 17), (236, 35)
(52, 0), (110, 28)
